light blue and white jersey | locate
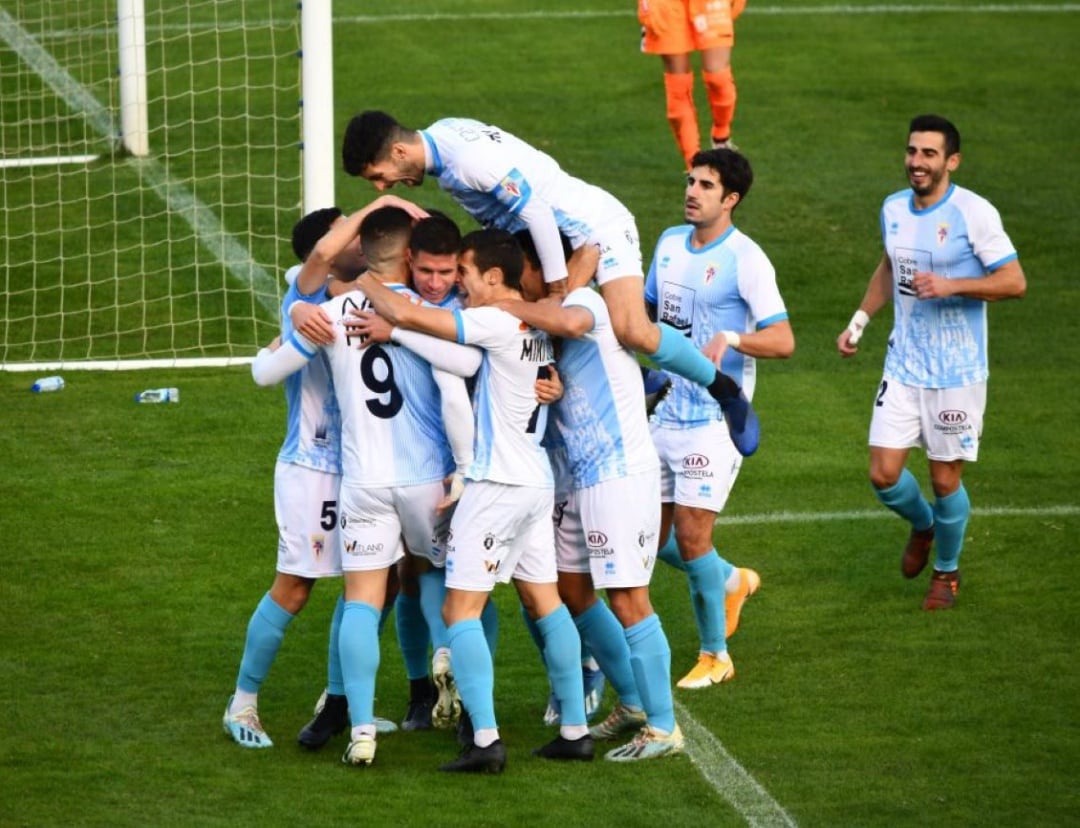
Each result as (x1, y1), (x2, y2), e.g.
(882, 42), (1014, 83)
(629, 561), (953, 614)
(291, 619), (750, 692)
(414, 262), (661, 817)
(453, 305), (555, 488)
(276, 269), (341, 474)
(430, 285), (464, 311)
(553, 288), (659, 488)
(421, 118), (631, 251)
(880, 183), (1017, 388)
(290, 284), (453, 488)
(645, 224), (788, 428)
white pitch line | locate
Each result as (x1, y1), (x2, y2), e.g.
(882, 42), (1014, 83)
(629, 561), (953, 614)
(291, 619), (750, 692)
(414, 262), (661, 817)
(715, 503), (1080, 526)
(675, 700), (799, 827)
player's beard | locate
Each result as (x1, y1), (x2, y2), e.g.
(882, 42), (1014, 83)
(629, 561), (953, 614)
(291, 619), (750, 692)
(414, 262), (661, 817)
(907, 164), (944, 197)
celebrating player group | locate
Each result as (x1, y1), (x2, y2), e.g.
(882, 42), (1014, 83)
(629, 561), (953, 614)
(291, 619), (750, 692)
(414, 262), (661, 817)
(222, 101), (1023, 774)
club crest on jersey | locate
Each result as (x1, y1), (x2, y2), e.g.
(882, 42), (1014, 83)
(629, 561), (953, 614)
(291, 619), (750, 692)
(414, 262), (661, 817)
(937, 223), (950, 246)
(494, 169), (531, 213)
(311, 535), (325, 557)
(704, 264), (717, 285)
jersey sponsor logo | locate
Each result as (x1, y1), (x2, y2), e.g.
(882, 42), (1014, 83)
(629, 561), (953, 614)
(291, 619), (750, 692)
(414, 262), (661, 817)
(683, 453), (709, 469)
(587, 530), (609, 548)
(934, 408), (973, 436)
(894, 247), (931, 296)
(660, 283), (696, 334)
(344, 540), (384, 556)
(493, 169), (532, 213)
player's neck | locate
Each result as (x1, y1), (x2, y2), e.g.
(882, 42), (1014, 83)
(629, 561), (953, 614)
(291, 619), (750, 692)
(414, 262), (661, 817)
(912, 180), (951, 211)
(690, 216), (732, 248)
(366, 263), (410, 285)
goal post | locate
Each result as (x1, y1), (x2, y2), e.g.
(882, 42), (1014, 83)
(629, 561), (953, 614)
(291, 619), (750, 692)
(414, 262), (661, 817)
(0, 0), (336, 372)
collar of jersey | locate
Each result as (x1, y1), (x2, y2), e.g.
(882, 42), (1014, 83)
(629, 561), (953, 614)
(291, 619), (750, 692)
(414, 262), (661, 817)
(421, 131), (444, 175)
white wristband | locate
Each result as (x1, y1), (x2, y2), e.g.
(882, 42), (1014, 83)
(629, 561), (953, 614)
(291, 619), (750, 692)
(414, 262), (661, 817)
(723, 330), (742, 350)
(847, 309), (870, 345)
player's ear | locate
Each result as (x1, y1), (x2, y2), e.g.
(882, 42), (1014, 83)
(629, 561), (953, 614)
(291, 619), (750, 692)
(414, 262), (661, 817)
(946, 152), (961, 173)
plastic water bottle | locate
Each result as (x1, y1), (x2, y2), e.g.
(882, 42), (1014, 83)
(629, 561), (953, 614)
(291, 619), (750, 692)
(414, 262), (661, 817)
(31, 376), (65, 393)
(135, 387), (180, 404)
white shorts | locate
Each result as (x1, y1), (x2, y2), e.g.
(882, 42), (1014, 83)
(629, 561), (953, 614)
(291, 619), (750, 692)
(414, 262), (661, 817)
(553, 486), (588, 574)
(337, 483), (424, 573)
(579, 470), (661, 590)
(444, 481), (555, 590)
(587, 216), (644, 287)
(274, 461), (342, 579)
(652, 419), (743, 511)
(869, 377), (985, 462)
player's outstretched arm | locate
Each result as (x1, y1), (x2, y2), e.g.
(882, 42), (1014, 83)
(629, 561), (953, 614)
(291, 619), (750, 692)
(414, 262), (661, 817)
(496, 298), (593, 339)
(251, 335), (315, 386)
(357, 273), (459, 341)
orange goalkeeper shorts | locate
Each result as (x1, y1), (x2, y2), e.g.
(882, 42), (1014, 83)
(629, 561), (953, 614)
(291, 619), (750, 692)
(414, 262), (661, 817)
(638, 0), (743, 54)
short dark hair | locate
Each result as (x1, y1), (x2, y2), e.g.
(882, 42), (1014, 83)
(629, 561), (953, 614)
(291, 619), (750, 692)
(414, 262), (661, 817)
(909, 114), (961, 157)
(359, 205), (413, 268)
(410, 214), (462, 257)
(462, 228), (524, 291)
(342, 110), (407, 176)
(688, 148), (754, 210)
(512, 229), (573, 271)
(291, 207), (342, 262)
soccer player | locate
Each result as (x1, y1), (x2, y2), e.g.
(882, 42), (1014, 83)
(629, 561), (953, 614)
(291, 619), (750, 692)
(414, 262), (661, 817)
(836, 115), (1026, 610)
(350, 229), (592, 773)
(646, 148), (793, 689)
(639, 0), (747, 167)
(221, 207), (356, 750)
(498, 243), (684, 762)
(341, 110), (760, 457)
(251, 206), (477, 767)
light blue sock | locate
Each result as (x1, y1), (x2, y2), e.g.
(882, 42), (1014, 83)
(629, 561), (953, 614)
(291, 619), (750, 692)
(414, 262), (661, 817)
(626, 613), (675, 733)
(481, 597), (499, 657)
(537, 604), (586, 727)
(236, 592), (294, 693)
(339, 601), (381, 727)
(650, 323), (716, 386)
(875, 468), (934, 531)
(933, 484), (970, 573)
(656, 526), (685, 571)
(395, 592), (430, 681)
(685, 551), (730, 654)
(417, 569), (448, 650)
(327, 594), (345, 695)
(520, 602), (545, 658)
(573, 600), (641, 709)
(447, 619), (497, 732)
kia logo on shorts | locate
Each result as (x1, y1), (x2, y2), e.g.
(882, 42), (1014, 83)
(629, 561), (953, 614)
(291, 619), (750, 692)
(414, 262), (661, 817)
(587, 531), (609, 548)
(939, 410), (968, 425)
(683, 453), (709, 469)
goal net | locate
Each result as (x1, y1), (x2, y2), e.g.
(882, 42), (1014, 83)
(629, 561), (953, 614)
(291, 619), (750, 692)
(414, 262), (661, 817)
(0, 0), (306, 371)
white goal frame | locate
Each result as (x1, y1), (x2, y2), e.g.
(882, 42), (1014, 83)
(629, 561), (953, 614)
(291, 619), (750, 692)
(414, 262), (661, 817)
(0, 0), (336, 372)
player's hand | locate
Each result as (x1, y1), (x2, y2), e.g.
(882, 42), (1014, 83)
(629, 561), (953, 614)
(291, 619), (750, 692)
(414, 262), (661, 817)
(535, 365), (563, 404)
(701, 333), (730, 367)
(369, 194), (429, 222)
(913, 270), (952, 300)
(265, 335), (282, 352)
(291, 303), (335, 345)
(344, 310), (393, 346)
(436, 472), (465, 514)
(836, 328), (860, 358)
